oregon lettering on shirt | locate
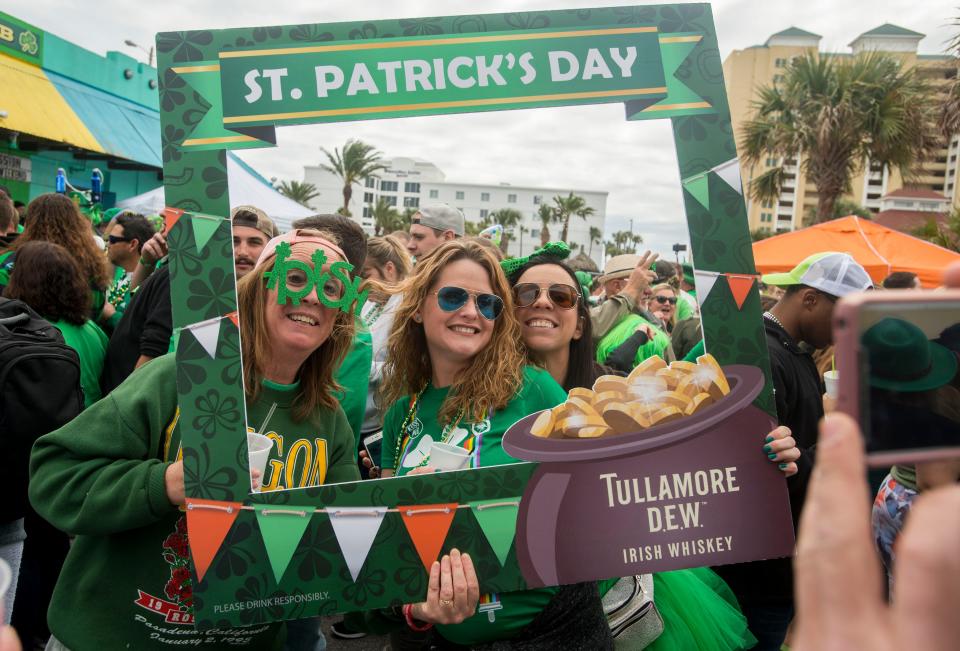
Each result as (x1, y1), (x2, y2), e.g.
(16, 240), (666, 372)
(250, 427), (329, 491)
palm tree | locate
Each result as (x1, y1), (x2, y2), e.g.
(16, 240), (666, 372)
(319, 139), (388, 215)
(604, 230), (644, 257)
(939, 16), (960, 138)
(553, 192), (595, 242)
(741, 52), (939, 223)
(489, 208), (523, 253)
(588, 226), (603, 258)
(536, 204), (553, 246)
(371, 197), (399, 236)
(275, 180), (319, 207)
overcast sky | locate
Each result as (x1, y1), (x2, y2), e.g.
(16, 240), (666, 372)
(7, 1), (955, 256)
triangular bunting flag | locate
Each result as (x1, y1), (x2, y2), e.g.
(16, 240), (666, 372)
(470, 499), (520, 567)
(162, 207), (184, 234)
(693, 270), (720, 307)
(726, 275), (756, 311)
(253, 505), (314, 584)
(188, 318), (221, 359)
(192, 216), (222, 253)
(399, 503), (458, 574)
(185, 498), (241, 583)
(712, 159), (743, 195)
(226, 311), (240, 328)
(328, 507), (388, 581)
(683, 173), (710, 211)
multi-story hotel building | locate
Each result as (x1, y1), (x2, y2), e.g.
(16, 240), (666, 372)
(723, 24), (958, 234)
(304, 156), (609, 266)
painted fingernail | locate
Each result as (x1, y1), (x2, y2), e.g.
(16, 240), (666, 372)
(779, 463), (788, 469)
(765, 435), (774, 443)
(763, 444), (772, 453)
(767, 452), (777, 460)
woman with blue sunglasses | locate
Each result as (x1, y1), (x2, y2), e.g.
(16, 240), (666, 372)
(378, 239), (613, 648)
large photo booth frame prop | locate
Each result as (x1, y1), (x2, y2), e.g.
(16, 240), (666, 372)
(158, 4), (793, 629)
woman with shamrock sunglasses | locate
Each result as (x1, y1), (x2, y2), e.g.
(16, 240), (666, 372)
(378, 239), (613, 648)
(504, 243), (799, 650)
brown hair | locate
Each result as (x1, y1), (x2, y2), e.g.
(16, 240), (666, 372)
(4, 241), (91, 325)
(15, 194), (110, 290)
(381, 240), (526, 424)
(0, 197), (17, 233)
(366, 235), (412, 281)
(236, 229), (355, 421)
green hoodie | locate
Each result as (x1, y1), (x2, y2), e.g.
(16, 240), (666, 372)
(29, 353), (359, 650)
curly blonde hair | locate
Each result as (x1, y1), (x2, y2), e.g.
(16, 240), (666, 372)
(236, 230), (355, 421)
(381, 240), (526, 424)
(15, 193), (110, 290)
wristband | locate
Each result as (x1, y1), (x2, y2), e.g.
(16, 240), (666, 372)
(139, 256), (156, 267)
(403, 604), (433, 632)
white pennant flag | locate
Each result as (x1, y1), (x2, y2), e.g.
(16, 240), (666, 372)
(693, 270), (720, 307)
(712, 158), (742, 195)
(328, 507), (388, 582)
(189, 317), (221, 359)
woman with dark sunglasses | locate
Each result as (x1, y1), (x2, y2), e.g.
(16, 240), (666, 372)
(504, 243), (797, 650)
(649, 283), (680, 334)
(378, 240), (613, 648)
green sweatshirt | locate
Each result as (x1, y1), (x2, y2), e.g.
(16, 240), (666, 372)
(382, 366), (567, 645)
(29, 353), (359, 650)
(52, 318), (108, 409)
(595, 314), (673, 368)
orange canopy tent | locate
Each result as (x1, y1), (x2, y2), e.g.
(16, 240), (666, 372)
(752, 216), (960, 288)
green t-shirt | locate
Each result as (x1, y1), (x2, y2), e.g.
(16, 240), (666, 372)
(676, 292), (695, 322)
(332, 317), (373, 449)
(595, 314), (672, 368)
(381, 366), (567, 645)
(52, 319), (108, 409)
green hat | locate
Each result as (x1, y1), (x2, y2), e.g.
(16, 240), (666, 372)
(681, 263), (694, 286)
(575, 270), (593, 292)
(762, 252), (872, 298)
(863, 318), (958, 392)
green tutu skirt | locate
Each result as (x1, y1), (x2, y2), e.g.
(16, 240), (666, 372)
(648, 568), (756, 650)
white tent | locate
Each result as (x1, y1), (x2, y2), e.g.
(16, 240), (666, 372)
(117, 153), (313, 231)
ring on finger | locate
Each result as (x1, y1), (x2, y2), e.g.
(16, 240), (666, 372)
(439, 598), (454, 607)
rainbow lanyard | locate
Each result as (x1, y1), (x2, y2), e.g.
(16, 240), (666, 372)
(392, 385), (486, 472)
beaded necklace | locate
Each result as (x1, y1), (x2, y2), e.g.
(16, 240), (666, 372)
(392, 384), (485, 472)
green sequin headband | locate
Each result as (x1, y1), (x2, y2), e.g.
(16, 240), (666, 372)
(499, 241), (571, 277)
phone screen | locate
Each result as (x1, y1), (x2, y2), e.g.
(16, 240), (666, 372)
(857, 302), (960, 457)
(363, 432), (383, 468)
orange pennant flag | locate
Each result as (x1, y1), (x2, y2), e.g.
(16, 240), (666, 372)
(398, 503), (458, 574)
(185, 498), (242, 583)
(225, 311), (239, 328)
(726, 274), (756, 311)
(162, 207), (185, 235)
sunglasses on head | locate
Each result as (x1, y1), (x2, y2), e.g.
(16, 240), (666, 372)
(107, 235), (132, 245)
(513, 283), (580, 310)
(653, 295), (678, 305)
(433, 286), (504, 320)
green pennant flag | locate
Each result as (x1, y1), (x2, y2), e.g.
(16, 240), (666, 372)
(253, 505), (314, 584)
(470, 499), (520, 567)
(683, 173), (710, 211)
(192, 216), (222, 253)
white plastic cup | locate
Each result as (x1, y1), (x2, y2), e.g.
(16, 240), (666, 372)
(247, 432), (274, 492)
(823, 370), (839, 399)
(429, 442), (471, 472)
(0, 557), (11, 625)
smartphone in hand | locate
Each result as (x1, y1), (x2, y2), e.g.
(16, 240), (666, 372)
(834, 290), (960, 467)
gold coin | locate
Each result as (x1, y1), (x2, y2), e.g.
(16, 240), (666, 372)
(530, 409), (556, 438)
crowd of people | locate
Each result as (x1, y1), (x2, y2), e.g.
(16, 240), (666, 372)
(1, 189), (957, 651)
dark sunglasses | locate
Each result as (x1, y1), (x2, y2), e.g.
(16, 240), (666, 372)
(434, 286), (504, 320)
(653, 295), (678, 305)
(107, 235), (132, 244)
(513, 283), (580, 310)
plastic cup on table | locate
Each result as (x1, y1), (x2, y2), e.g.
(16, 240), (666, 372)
(823, 370), (839, 399)
(247, 432), (274, 492)
(429, 442), (471, 472)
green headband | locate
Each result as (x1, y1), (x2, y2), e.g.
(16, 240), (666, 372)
(262, 241), (368, 314)
(500, 241), (571, 277)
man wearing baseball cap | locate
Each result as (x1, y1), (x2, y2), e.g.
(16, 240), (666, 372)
(232, 205), (279, 279)
(407, 204), (464, 261)
(716, 251), (872, 648)
(590, 252), (660, 341)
